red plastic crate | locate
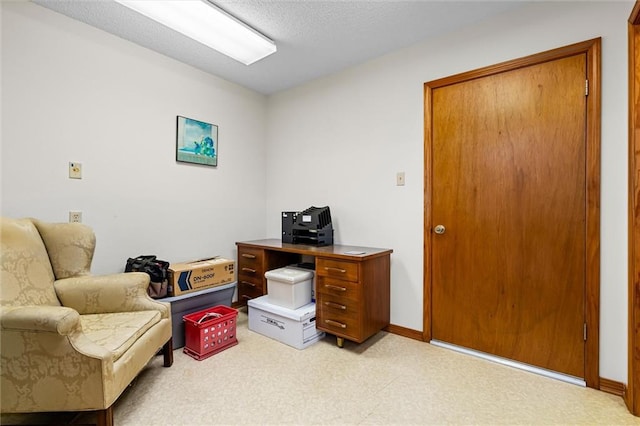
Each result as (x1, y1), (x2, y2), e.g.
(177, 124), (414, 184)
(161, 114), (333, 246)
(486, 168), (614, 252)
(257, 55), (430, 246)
(183, 305), (238, 360)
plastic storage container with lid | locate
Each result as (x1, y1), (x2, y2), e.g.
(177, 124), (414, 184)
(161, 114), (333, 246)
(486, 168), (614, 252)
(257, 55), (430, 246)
(265, 266), (314, 309)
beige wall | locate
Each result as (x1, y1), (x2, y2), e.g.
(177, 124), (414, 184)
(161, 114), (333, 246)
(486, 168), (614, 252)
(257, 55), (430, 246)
(1, 2), (268, 273)
(1, 0), (633, 383)
(265, 1), (633, 382)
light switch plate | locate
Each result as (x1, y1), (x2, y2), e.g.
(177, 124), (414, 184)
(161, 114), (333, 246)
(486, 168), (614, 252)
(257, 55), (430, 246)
(69, 162), (82, 179)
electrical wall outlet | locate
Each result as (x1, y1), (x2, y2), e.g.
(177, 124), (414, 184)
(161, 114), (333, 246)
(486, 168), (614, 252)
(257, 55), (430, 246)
(69, 211), (82, 223)
(69, 162), (82, 179)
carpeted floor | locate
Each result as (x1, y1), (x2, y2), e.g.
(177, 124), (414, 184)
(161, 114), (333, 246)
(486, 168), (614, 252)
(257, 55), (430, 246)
(2, 308), (638, 425)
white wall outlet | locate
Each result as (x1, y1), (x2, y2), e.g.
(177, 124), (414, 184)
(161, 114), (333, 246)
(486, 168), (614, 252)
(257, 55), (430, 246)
(69, 211), (82, 223)
(396, 172), (405, 186)
(69, 162), (82, 179)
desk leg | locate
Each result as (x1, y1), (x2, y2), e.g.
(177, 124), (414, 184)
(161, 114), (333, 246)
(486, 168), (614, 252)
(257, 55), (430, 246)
(337, 337), (344, 348)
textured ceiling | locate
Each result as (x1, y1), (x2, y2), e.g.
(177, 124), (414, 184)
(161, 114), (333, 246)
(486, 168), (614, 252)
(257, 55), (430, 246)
(32, 0), (529, 95)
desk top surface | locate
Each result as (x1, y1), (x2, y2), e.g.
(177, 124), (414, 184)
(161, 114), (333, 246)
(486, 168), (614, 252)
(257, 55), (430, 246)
(236, 239), (392, 260)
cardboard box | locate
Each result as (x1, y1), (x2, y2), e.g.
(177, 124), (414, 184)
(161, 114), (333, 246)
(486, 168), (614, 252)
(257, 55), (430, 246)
(248, 295), (324, 350)
(163, 281), (237, 348)
(168, 257), (235, 296)
(265, 266), (314, 310)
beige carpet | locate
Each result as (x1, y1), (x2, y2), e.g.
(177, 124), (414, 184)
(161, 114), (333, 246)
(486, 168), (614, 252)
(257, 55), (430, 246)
(2, 309), (638, 425)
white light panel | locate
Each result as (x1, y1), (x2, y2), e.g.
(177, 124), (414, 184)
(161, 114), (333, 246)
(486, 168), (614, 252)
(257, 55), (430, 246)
(114, 0), (276, 65)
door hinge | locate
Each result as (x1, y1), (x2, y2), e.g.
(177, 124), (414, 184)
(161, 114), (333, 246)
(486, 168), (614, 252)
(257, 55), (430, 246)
(585, 79), (589, 96)
(584, 323), (587, 341)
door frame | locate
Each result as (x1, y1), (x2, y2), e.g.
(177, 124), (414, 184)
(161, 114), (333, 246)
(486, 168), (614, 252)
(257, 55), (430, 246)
(627, 1), (640, 415)
(423, 38), (602, 389)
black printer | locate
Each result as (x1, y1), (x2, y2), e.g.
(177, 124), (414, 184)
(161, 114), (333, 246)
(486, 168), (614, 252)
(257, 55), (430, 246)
(282, 206), (334, 246)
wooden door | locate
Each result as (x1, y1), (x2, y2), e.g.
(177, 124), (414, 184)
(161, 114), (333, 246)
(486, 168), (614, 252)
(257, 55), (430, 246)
(628, 1), (640, 413)
(429, 53), (588, 378)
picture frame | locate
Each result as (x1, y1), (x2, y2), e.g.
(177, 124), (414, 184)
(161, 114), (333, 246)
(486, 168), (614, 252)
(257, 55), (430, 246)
(176, 116), (218, 167)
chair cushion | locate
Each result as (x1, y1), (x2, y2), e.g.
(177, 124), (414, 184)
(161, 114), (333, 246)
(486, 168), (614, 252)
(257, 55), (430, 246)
(0, 217), (59, 307)
(80, 311), (161, 362)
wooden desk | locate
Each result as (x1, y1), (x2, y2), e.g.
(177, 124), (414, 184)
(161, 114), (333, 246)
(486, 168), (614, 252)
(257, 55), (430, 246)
(236, 239), (393, 347)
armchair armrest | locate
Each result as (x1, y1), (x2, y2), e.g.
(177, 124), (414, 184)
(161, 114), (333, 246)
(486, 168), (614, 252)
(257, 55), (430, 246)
(0, 305), (80, 335)
(54, 272), (170, 318)
(0, 305), (110, 359)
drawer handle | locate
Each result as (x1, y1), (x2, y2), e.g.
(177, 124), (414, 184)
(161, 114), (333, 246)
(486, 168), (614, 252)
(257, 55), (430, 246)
(242, 267), (256, 273)
(241, 295), (253, 300)
(241, 280), (256, 288)
(324, 301), (346, 310)
(324, 267), (346, 274)
(241, 253), (256, 259)
(325, 319), (347, 328)
(324, 284), (347, 292)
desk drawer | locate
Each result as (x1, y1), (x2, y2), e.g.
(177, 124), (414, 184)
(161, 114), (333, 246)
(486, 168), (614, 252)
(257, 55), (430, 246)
(238, 279), (263, 302)
(238, 267), (263, 282)
(237, 247), (266, 305)
(317, 277), (360, 302)
(317, 304), (360, 339)
(238, 247), (264, 279)
(238, 247), (263, 266)
(316, 258), (358, 282)
(318, 296), (359, 315)
(238, 247), (264, 263)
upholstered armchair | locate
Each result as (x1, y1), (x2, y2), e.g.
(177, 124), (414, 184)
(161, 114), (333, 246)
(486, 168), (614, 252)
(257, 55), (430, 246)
(0, 217), (173, 426)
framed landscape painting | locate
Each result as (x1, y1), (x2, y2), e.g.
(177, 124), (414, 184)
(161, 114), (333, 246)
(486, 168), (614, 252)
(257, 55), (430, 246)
(176, 116), (218, 167)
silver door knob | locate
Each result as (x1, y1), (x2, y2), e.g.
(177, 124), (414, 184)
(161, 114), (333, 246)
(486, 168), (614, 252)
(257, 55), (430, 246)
(434, 225), (446, 234)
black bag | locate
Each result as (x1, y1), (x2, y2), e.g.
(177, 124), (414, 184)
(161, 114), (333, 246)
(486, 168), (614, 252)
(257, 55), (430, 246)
(125, 255), (170, 299)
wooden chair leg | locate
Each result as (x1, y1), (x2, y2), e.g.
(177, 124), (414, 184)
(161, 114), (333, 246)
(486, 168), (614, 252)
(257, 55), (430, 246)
(163, 338), (173, 367)
(96, 405), (114, 426)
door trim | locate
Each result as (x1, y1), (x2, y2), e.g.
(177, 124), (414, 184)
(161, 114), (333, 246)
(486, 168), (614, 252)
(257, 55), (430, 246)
(628, 1), (640, 414)
(423, 38), (602, 388)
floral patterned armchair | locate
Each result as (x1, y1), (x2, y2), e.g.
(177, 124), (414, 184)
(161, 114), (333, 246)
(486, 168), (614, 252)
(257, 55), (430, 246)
(0, 217), (173, 425)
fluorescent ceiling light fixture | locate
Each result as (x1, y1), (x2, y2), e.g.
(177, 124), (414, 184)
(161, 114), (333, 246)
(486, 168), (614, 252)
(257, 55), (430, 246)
(114, 0), (276, 65)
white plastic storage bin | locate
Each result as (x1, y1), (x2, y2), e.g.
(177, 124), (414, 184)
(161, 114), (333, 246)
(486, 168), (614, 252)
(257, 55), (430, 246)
(248, 295), (324, 350)
(265, 266), (313, 309)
